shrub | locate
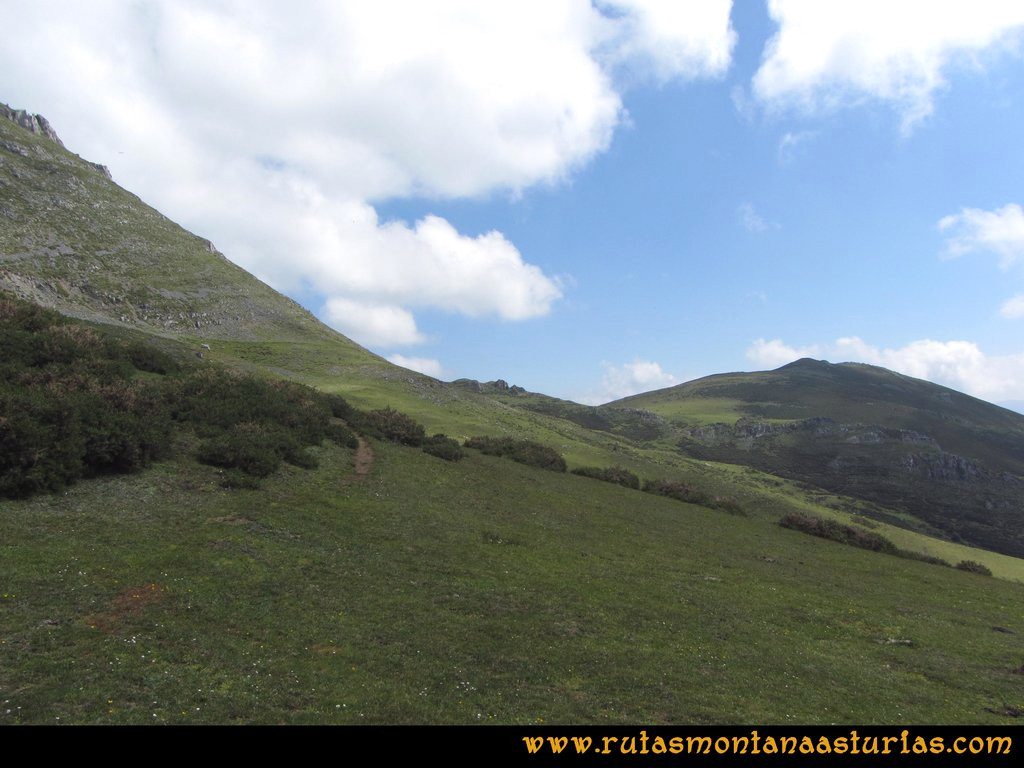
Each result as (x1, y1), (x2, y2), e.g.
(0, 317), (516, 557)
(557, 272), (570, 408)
(197, 422), (285, 477)
(360, 407), (426, 446)
(464, 436), (566, 472)
(125, 342), (179, 375)
(778, 512), (897, 553)
(0, 387), (85, 496)
(220, 469), (262, 489)
(896, 550), (950, 567)
(325, 421), (359, 449)
(422, 434), (463, 461)
(954, 560), (992, 576)
(643, 479), (714, 507)
(642, 479), (746, 515)
(571, 465), (640, 489)
(324, 393), (356, 421)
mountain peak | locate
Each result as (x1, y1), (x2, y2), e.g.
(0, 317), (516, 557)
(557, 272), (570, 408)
(778, 357), (831, 370)
(1, 103), (64, 147)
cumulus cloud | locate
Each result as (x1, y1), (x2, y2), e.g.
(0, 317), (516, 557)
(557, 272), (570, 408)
(323, 298), (426, 347)
(753, 0), (1024, 129)
(579, 359), (678, 405)
(939, 203), (1024, 269)
(1000, 294), (1024, 319)
(747, 336), (1024, 403)
(597, 0), (735, 82)
(385, 354), (445, 379)
(0, 1), (736, 351)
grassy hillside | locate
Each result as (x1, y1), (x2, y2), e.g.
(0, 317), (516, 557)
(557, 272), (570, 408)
(3, 105), (1024, 725)
(3, 436), (1023, 724)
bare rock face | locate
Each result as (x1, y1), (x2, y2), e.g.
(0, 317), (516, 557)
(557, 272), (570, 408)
(0, 103), (65, 147)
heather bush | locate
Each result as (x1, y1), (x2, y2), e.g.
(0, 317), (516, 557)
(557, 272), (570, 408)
(642, 479), (746, 515)
(464, 436), (566, 472)
(954, 560), (992, 576)
(571, 465), (640, 489)
(359, 407), (426, 446)
(422, 434), (463, 461)
(197, 422), (287, 477)
(778, 512), (897, 553)
(326, 421), (359, 449)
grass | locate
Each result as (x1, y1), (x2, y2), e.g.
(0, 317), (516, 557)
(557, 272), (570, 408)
(2, 440), (1023, 724)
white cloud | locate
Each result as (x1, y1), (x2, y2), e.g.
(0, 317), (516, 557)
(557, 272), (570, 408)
(747, 336), (1024, 403)
(746, 338), (822, 369)
(0, 1), (735, 351)
(323, 298), (425, 347)
(753, 0), (1024, 129)
(939, 203), (1024, 269)
(1000, 294), (1024, 319)
(777, 130), (814, 164)
(579, 359), (679, 405)
(738, 202), (778, 233)
(386, 354), (445, 379)
(597, 0), (735, 82)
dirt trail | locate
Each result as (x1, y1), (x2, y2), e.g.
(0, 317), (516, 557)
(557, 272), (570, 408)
(354, 436), (374, 479)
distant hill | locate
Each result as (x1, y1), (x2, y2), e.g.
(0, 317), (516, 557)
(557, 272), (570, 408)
(610, 358), (1024, 557)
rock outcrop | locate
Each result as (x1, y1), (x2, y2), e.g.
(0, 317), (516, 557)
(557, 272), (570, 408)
(1, 103), (64, 147)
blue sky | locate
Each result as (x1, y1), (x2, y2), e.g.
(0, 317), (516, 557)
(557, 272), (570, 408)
(3, 2), (1024, 408)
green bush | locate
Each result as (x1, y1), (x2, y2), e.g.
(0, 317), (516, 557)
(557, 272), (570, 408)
(197, 422), (285, 477)
(778, 512), (897, 553)
(896, 549), (950, 567)
(464, 436), (566, 472)
(642, 478), (746, 515)
(0, 294), (350, 495)
(954, 560), (992, 576)
(422, 434), (463, 461)
(643, 479), (713, 506)
(125, 342), (179, 375)
(360, 407), (426, 446)
(0, 387), (85, 496)
(326, 421), (359, 449)
(324, 393), (356, 421)
(571, 465), (640, 489)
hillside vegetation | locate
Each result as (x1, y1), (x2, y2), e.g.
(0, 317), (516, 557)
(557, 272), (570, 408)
(3, 104), (1024, 724)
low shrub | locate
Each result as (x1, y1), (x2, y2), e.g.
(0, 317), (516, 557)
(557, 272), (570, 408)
(359, 407), (425, 446)
(324, 393), (356, 421)
(422, 434), (463, 461)
(896, 550), (950, 567)
(464, 436), (566, 472)
(0, 387), (85, 496)
(954, 560), (992, 576)
(778, 512), (897, 553)
(571, 465), (640, 489)
(326, 421), (359, 449)
(643, 479), (747, 515)
(125, 342), (179, 375)
(197, 422), (292, 477)
(643, 479), (714, 507)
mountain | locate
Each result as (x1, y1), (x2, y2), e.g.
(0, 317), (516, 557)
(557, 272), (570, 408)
(3, 104), (1024, 725)
(609, 358), (1024, 557)
(0, 103), (342, 343)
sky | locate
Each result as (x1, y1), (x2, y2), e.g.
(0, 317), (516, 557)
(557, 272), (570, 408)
(3, 1), (1024, 409)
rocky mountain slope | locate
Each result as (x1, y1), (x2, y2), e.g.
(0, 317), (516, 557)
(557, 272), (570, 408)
(0, 103), (353, 344)
(611, 359), (1024, 557)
